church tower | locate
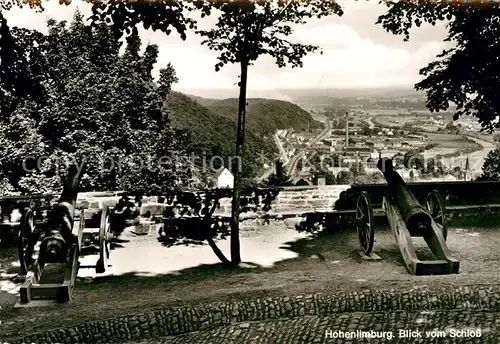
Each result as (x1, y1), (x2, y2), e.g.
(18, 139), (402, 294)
(465, 156), (472, 181)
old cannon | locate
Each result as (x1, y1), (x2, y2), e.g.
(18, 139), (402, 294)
(355, 158), (459, 275)
(159, 190), (226, 242)
(16, 164), (114, 305)
(0, 194), (57, 248)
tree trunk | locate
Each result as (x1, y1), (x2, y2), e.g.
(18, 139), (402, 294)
(207, 237), (231, 267)
(230, 59), (248, 267)
(204, 196), (231, 267)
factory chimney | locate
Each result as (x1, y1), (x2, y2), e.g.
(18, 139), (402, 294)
(345, 111), (349, 148)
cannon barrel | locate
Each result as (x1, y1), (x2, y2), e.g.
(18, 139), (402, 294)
(41, 164), (84, 261)
(377, 158), (431, 234)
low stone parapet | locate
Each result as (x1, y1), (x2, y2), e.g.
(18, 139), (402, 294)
(44, 186), (500, 235)
(73, 186), (352, 218)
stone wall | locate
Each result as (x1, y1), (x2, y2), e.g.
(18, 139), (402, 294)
(76, 186), (351, 218)
(69, 181), (500, 217)
(8, 285), (500, 344)
(74, 184), (500, 235)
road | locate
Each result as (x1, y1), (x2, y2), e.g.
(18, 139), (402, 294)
(275, 133), (289, 166)
(259, 133), (289, 181)
(364, 116), (375, 129)
(287, 118), (331, 176)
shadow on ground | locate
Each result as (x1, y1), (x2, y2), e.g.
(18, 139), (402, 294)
(1, 224), (499, 338)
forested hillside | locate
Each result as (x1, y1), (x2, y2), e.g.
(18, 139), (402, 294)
(164, 92), (275, 177)
(203, 97), (322, 135)
(165, 93), (321, 177)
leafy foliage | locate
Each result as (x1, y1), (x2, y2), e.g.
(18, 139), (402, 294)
(0, 9), (46, 120)
(205, 97), (321, 136)
(167, 94), (320, 179)
(377, 2), (500, 132)
(90, 0), (199, 40)
(264, 160), (292, 187)
(478, 147), (500, 181)
(425, 158), (445, 177)
(196, 0), (343, 69)
(403, 150), (425, 170)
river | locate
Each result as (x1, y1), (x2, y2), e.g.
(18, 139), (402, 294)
(437, 136), (496, 177)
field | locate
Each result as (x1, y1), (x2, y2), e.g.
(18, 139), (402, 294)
(424, 133), (480, 149)
(373, 115), (420, 128)
(421, 148), (457, 159)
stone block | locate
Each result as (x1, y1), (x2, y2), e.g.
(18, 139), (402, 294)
(89, 201), (101, 209)
(219, 199), (232, 207)
(289, 200), (307, 206)
(83, 209), (100, 220)
(276, 197), (293, 204)
(308, 200), (330, 208)
(131, 220), (154, 235)
(101, 198), (118, 208)
(140, 203), (167, 216)
(76, 200), (89, 209)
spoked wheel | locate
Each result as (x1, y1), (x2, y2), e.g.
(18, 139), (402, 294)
(425, 190), (448, 240)
(96, 206), (112, 274)
(18, 207), (35, 275)
(356, 191), (375, 255)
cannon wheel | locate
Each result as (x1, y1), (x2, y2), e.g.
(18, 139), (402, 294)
(356, 191), (375, 255)
(96, 206), (111, 274)
(425, 190), (448, 240)
(18, 207), (35, 275)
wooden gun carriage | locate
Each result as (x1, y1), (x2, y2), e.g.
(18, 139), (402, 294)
(0, 194), (58, 248)
(159, 187), (279, 241)
(302, 158), (461, 275)
(14, 166), (115, 306)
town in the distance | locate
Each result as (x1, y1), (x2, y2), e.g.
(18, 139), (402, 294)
(237, 86), (495, 188)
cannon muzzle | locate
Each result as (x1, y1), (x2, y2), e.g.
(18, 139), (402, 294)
(41, 234), (67, 262)
(41, 164), (84, 262)
(377, 158), (431, 235)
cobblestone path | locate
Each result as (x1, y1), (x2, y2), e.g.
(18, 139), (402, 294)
(132, 310), (499, 344)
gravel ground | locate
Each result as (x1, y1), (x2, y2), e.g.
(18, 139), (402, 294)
(1, 224), (499, 340)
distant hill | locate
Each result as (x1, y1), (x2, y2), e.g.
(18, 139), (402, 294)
(175, 87), (429, 113)
(176, 87), (424, 102)
(203, 97), (322, 135)
(164, 92), (321, 177)
(183, 94), (221, 107)
(279, 87), (424, 100)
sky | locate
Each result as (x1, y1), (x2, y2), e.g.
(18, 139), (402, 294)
(4, 0), (451, 99)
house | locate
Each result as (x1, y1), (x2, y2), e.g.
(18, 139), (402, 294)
(216, 168), (234, 189)
(317, 177), (326, 186)
(395, 168), (421, 181)
(341, 147), (372, 158)
(293, 178), (311, 186)
(408, 134), (426, 141)
(305, 145), (331, 153)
